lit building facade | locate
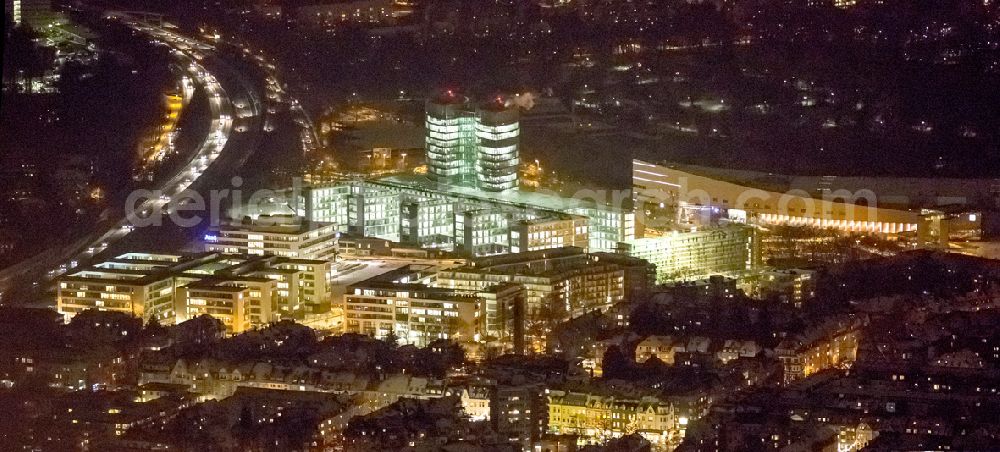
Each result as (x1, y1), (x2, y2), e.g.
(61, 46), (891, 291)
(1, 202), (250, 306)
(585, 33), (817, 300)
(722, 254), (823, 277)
(476, 102), (520, 191)
(547, 390), (679, 448)
(204, 215), (339, 260)
(435, 247), (638, 318)
(425, 92), (521, 192)
(777, 318), (863, 384)
(426, 93), (478, 186)
(344, 286), (477, 347)
(341, 267), (521, 346)
(476, 283), (525, 348)
(618, 225), (756, 283)
(294, 177), (633, 257)
(401, 196), (455, 249)
(351, 182), (403, 241)
(493, 384), (548, 449)
(175, 278), (276, 334)
(302, 184), (351, 229)
(223, 257), (332, 317)
(632, 159), (923, 237)
(513, 215), (589, 253)
(8, 0), (21, 25)
(57, 253), (180, 323)
(635, 335), (678, 365)
(6, 0), (56, 26)
(58, 253), (331, 329)
(461, 208), (513, 256)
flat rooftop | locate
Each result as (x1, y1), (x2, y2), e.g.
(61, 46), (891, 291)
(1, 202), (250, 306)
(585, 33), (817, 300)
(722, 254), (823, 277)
(374, 174), (627, 214)
(330, 260), (412, 288)
(214, 218), (335, 235)
(185, 275), (274, 291)
(62, 253), (329, 287)
(659, 162), (998, 209)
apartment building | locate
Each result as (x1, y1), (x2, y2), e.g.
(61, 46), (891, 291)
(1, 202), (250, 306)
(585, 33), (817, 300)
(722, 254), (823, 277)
(436, 247), (641, 318)
(58, 253), (331, 331)
(547, 390), (679, 448)
(175, 277), (276, 334)
(204, 215), (339, 260)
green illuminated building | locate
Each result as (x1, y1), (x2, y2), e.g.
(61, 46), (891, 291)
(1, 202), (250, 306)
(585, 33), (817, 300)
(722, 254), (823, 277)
(425, 92), (521, 192)
(425, 92), (479, 187)
(293, 176), (634, 257)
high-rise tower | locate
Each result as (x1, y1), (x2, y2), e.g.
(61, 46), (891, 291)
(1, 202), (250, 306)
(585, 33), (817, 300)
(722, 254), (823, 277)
(476, 99), (520, 192)
(425, 91), (521, 191)
(425, 91), (477, 186)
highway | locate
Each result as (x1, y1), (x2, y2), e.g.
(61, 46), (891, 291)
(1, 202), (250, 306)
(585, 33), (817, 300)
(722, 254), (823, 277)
(0, 16), (263, 305)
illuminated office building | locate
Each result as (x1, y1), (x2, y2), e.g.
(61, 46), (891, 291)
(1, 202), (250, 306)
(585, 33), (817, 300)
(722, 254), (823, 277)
(175, 277), (276, 334)
(352, 183), (402, 241)
(295, 177), (632, 257)
(302, 184), (351, 228)
(513, 215), (589, 253)
(424, 92), (521, 192)
(57, 252), (331, 329)
(460, 208), (513, 256)
(401, 196), (455, 249)
(57, 253), (184, 324)
(204, 215), (340, 260)
(216, 257), (332, 317)
(426, 92), (478, 186)
(476, 100), (520, 191)
(631, 159), (922, 237)
(435, 247), (646, 318)
(342, 266), (523, 347)
(618, 225), (756, 283)
(344, 281), (477, 347)
(243, 97), (630, 257)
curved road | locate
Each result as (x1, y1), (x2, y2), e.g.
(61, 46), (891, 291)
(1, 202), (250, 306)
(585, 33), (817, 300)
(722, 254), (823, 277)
(0, 17), (264, 304)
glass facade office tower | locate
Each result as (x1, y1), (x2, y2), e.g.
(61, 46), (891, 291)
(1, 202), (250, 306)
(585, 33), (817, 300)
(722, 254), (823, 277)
(426, 93), (477, 186)
(425, 92), (521, 192)
(476, 102), (520, 192)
